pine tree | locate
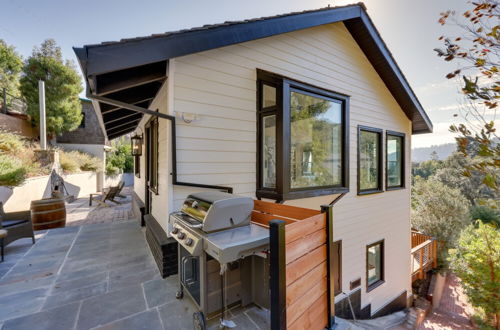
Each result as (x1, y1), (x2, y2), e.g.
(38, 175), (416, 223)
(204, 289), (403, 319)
(20, 39), (82, 137)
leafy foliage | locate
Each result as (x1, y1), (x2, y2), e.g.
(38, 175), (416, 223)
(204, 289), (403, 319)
(448, 221), (500, 329)
(105, 137), (133, 176)
(0, 39), (23, 101)
(0, 155), (26, 186)
(411, 178), (471, 269)
(470, 205), (500, 227)
(58, 149), (102, 173)
(434, 153), (499, 205)
(412, 159), (444, 181)
(19, 39), (82, 136)
(0, 130), (50, 185)
(435, 1), (499, 191)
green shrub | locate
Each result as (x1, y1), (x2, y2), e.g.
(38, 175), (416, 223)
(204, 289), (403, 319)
(57, 150), (102, 173)
(106, 137), (133, 175)
(470, 205), (500, 227)
(58, 151), (79, 173)
(0, 155), (27, 186)
(0, 130), (24, 154)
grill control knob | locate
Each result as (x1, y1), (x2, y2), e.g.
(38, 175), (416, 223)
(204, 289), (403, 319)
(171, 227), (179, 235)
(177, 232), (186, 240)
(185, 238), (193, 246)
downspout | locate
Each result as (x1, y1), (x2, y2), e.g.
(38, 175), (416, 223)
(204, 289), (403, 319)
(89, 94), (233, 194)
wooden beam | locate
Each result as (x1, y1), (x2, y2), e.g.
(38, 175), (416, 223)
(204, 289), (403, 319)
(104, 112), (142, 125)
(100, 98), (153, 114)
(96, 61), (167, 95)
(105, 116), (142, 130)
(106, 121), (139, 134)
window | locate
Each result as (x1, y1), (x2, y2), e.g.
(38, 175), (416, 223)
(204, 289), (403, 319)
(386, 131), (405, 189)
(358, 126), (383, 194)
(257, 70), (349, 201)
(366, 240), (384, 291)
(134, 155), (140, 178)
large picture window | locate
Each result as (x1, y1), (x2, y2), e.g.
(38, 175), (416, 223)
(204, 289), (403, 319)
(366, 240), (384, 291)
(290, 90), (343, 189)
(386, 131), (405, 189)
(358, 126), (383, 194)
(257, 70), (349, 201)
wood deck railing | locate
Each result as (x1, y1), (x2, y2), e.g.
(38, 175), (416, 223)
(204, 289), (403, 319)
(411, 231), (438, 282)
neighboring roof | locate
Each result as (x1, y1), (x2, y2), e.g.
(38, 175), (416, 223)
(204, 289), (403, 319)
(74, 3), (432, 137)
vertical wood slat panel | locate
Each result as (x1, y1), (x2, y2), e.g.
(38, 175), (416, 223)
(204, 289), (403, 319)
(265, 200), (328, 330)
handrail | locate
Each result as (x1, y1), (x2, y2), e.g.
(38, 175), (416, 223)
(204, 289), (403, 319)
(411, 230), (433, 249)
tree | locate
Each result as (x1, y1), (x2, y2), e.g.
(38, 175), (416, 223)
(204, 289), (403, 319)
(411, 178), (470, 268)
(105, 137), (133, 176)
(435, 1), (499, 191)
(412, 159), (444, 181)
(448, 221), (500, 329)
(0, 40), (23, 101)
(434, 152), (499, 205)
(20, 39), (82, 137)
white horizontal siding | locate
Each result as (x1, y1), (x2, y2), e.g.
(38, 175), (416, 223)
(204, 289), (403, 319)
(166, 22), (411, 314)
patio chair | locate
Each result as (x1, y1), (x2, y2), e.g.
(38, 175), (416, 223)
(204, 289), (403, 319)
(0, 202), (36, 260)
(116, 181), (126, 199)
(89, 186), (121, 207)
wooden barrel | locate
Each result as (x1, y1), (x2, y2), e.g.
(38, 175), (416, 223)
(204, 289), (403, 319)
(30, 198), (66, 230)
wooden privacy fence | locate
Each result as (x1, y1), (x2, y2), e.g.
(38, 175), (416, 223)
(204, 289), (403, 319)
(411, 232), (437, 282)
(251, 200), (335, 330)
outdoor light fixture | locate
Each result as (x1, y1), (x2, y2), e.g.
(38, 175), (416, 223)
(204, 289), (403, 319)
(131, 133), (143, 156)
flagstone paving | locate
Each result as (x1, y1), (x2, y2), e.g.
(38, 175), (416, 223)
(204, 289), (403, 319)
(0, 213), (269, 329)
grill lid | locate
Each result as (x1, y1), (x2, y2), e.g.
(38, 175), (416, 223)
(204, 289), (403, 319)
(180, 191), (254, 232)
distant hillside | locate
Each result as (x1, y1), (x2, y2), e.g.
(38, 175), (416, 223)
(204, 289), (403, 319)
(412, 143), (456, 162)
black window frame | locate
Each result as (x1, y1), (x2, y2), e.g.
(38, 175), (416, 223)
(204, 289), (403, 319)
(146, 117), (159, 194)
(256, 69), (350, 202)
(357, 125), (383, 195)
(385, 131), (405, 190)
(134, 155), (140, 178)
(366, 239), (384, 292)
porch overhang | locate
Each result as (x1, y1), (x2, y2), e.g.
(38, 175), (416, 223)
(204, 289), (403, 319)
(74, 3), (432, 139)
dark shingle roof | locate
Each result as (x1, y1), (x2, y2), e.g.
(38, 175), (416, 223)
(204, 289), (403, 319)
(85, 4), (367, 49)
(74, 3), (432, 134)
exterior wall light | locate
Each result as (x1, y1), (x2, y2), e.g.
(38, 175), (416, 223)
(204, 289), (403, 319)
(131, 133), (143, 156)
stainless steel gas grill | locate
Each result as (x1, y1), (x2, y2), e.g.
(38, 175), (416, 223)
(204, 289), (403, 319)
(169, 192), (270, 329)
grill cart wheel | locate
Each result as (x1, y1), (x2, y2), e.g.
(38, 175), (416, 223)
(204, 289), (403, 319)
(193, 312), (206, 330)
(176, 290), (183, 299)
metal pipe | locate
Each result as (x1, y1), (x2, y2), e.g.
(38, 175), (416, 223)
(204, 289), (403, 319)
(89, 94), (233, 194)
(38, 80), (47, 150)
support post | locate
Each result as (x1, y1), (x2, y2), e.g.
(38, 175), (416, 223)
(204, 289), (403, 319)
(321, 204), (336, 329)
(269, 220), (286, 330)
(38, 80), (47, 150)
(432, 240), (438, 268)
(419, 250), (424, 279)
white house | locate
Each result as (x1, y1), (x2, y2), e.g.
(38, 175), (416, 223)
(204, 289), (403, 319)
(75, 3), (432, 325)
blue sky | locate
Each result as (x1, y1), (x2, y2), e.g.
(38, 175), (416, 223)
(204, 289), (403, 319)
(0, 0), (477, 148)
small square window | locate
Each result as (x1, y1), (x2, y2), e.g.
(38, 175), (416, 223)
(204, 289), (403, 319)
(262, 84), (276, 108)
(366, 240), (384, 291)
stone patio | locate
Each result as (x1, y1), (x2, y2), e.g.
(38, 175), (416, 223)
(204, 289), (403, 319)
(0, 203), (269, 329)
